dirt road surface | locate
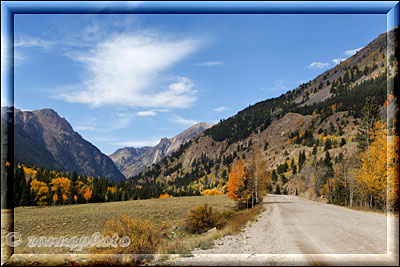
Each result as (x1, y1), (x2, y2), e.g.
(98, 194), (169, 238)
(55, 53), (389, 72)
(167, 194), (399, 266)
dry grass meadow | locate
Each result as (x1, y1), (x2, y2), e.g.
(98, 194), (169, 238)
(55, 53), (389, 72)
(13, 195), (235, 254)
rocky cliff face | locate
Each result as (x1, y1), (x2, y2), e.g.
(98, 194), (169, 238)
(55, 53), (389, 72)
(109, 122), (212, 177)
(9, 108), (125, 181)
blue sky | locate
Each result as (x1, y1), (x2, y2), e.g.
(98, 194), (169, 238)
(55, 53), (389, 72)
(10, 13), (387, 155)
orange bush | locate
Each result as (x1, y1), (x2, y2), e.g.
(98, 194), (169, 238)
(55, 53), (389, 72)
(201, 188), (224, 196)
(159, 193), (173, 199)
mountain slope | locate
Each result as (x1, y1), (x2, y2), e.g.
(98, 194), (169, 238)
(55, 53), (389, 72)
(109, 122), (212, 177)
(8, 108), (125, 181)
(128, 27), (397, 197)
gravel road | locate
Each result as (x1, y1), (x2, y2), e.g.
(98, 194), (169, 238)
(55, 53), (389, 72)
(167, 194), (399, 266)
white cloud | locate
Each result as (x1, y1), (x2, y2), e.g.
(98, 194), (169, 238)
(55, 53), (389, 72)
(270, 80), (288, 92)
(73, 112), (134, 132)
(194, 61), (222, 66)
(261, 80), (288, 93)
(136, 108), (170, 116)
(73, 117), (99, 132)
(214, 106), (228, 112)
(14, 51), (26, 66)
(90, 137), (118, 142)
(345, 47), (363, 56)
(112, 139), (160, 147)
(307, 62), (330, 69)
(57, 33), (200, 109)
(332, 58), (346, 65)
(137, 110), (157, 116)
(171, 115), (199, 126)
(14, 36), (54, 51)
(75, 125), (96, 131)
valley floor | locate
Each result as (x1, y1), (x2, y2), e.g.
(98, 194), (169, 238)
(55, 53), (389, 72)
(11, 195), (234, 254)
(168, 194), (399, 266)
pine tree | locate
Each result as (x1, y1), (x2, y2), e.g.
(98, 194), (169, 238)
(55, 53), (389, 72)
(356, 96), (380, 155)
(291, 159), (297, 174)
(14, 164), (25, 207)
(69, 171), (79, 203)
(271, 170), (278, 182)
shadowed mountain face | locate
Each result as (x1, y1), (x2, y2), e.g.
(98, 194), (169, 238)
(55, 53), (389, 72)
(7, 108), (125, 181)
(109, 122), (212, 177)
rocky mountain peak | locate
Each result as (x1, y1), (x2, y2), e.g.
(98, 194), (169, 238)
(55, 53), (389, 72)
(109, 122), (212, 177)
(12, 108), (125, 181)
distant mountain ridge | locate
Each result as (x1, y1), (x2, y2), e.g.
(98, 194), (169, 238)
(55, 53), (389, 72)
(109, 122), (212, 177)
(2, 108), (125, 181)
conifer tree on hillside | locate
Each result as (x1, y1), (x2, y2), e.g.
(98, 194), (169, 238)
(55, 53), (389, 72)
(356, 96), (380, 156)
(69, 171), (79, 203)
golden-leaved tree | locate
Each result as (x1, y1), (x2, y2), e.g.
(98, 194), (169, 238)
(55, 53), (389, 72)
(83, 187), (93, 203)
(387, 122), (399, 211)
(227, 159), (248, 209)
(247, 150), (269, 207)
(50, 177), (71, 205)
(30, 180), (49, 206)
(354, 121), (399, 210)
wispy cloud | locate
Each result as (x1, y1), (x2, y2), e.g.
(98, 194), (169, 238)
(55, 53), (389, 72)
(57, 32), (200, 109)
(260, 80), (288, 93)
(136, 108), (170, 116)
(74, 112), (134, 132)
(112, 139), (160, 148)
(137, 110), (157, 116)
(213, 106), (228, 112)
(73, 117), (99, 132)
(270, 80), (288, 92)
(345, 47), (363, 56)
(332, 58), (346, 65)
(90, 137), (119, 142)
(14, 36), (54, 51)
(75, 125), (96, 131)
(194, 61), (222, 66)
(171, 115), (199, 126)
(13, 51), (26, 67)
(2, 36), (26, 72)
(307, 62), (330, 69)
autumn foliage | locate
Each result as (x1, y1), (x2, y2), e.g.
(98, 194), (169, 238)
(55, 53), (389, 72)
(201, 188), (224, 196)
(92, 214), (169, 255)
(83, 187), (93, 203)
(182, 204), (226, 234)
(30, 180), (49, 206)
(227, 159), (248, 209)
(354, 121), (399, 210)
(159, 193), (173, 199)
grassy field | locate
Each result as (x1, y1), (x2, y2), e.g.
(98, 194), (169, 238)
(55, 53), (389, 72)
(14, 195), (235, 254)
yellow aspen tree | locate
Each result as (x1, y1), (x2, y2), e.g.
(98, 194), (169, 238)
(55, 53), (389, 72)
(248, 150), (269, 205)
(387, 123), (399, 211)
(30, 180), (49, 206)
(354, 121), (391, 209)
(50, 177), (71, 197)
